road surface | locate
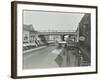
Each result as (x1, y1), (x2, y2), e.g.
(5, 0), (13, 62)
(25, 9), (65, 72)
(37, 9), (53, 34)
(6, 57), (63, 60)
(23, 45), (80, 69)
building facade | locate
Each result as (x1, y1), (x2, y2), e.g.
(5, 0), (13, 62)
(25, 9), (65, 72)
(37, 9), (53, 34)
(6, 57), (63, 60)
(78, 13), (91, 66)
(23, 24), (39, 51)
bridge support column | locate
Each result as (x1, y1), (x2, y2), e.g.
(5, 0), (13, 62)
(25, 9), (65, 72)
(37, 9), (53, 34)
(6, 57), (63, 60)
(61, 35), (65, 41)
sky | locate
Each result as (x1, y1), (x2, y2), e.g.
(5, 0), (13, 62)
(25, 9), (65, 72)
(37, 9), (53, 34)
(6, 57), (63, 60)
(23, 10), (84, 32)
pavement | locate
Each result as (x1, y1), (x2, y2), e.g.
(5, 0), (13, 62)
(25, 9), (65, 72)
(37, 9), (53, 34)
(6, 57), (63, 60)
(23, 46), (47, 54)
(23, 45), (81, 69)
(23, 45), (62, 69)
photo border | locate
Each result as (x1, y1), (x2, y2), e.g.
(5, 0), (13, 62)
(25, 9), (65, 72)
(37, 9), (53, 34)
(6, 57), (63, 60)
(11, 1), (98, 79)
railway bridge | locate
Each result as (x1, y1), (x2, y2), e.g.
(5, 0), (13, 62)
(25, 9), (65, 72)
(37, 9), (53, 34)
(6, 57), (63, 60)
(37, 31), (79, 42)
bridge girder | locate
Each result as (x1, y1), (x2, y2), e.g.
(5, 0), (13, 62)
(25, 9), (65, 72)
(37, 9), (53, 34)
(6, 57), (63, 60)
(38, 32), (77, 35)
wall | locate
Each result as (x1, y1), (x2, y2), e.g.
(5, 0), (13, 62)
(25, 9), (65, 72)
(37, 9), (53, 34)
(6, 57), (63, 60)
(78, 14), (91, 64)
(0, 0), (100, 80)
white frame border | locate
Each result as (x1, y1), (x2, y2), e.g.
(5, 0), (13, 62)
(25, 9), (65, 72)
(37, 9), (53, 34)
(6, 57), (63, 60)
(16, 3), (97, 77)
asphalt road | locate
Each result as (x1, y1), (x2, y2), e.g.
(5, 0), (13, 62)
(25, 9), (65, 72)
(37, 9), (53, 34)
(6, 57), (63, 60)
(23, 45), (80, 69)
(23, 45), (60, 69)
